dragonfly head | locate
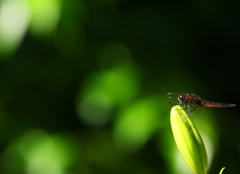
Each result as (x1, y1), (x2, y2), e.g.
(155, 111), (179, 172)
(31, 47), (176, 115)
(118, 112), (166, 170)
(178, 94), (186, 103)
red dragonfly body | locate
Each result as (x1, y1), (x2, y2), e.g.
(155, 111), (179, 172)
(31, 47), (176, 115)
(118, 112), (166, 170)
(167, 92), (236, 114)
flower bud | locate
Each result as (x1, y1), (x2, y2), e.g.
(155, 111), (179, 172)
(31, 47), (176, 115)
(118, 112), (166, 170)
(170, 105), (208, 174)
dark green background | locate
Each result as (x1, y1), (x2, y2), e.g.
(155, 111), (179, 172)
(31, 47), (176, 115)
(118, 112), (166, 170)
(0, 0), (239, 173)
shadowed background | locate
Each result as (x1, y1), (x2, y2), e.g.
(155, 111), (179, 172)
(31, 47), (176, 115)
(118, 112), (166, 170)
(0, 0), (239, 173)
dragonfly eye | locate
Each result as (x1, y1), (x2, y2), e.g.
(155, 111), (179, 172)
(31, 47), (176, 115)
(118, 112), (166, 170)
(178, 94), (185, 103)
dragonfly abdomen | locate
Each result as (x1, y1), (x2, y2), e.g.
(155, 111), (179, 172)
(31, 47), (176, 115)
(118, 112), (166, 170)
(201, 100), (236, 107)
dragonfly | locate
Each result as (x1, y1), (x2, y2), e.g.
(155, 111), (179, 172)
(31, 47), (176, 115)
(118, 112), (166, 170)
(167, 92), (236, 115)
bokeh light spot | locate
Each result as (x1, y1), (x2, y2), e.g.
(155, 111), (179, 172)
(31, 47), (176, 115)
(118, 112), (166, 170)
(77, 64), (140, 127)
(102, 65), (139, 104)
(19, 130), (76, 174)
(29, 0), (62, 35)
(113, 96), (162, 152)
(78, 92), (112, 127)
(0, 0), (30, 57)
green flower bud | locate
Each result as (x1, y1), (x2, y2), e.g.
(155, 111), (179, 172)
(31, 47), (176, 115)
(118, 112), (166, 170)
(219, 167), (225, 174)
(170, 105), (208, 174)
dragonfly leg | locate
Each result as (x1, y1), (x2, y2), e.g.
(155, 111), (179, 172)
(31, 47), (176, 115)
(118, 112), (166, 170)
(187, 104), (195, 115)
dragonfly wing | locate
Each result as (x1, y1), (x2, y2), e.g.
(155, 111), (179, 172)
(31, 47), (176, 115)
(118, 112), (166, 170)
(167, 92), (181, 108)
